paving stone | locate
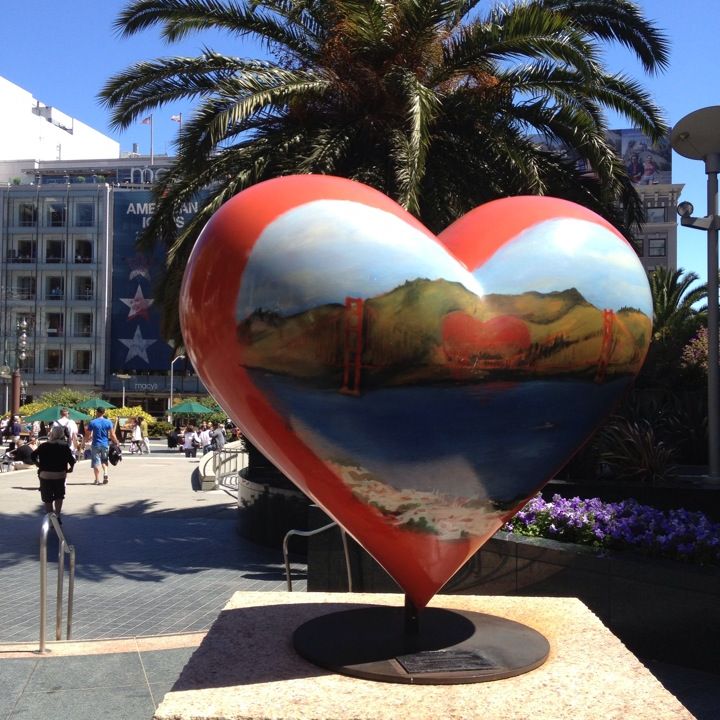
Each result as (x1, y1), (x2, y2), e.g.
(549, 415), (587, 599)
(10, 684), (156, 720)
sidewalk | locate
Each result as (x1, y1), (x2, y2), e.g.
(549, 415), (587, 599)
(0, 441), (306, 719)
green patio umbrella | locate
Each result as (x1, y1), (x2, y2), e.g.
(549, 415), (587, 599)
(169, 401), (214, 415)
(76, 397), (117, 410)
(23, 405), (92, 423)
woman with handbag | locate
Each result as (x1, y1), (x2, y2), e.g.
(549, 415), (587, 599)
(183, 425), (201, 458)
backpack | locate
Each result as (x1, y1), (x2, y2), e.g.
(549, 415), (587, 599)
(53, 421), (71, 443)
(108, 444), (122, 466)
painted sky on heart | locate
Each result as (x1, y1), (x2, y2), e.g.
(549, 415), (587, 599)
(235, 200), (484, 319)
(476, 218), (653, 316)
(236, 201), (652, 320)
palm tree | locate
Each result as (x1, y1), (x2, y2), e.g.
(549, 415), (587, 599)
(100, 0), (669, 344)
(649, 267), (707, 345)
(639, 267), (707, 388)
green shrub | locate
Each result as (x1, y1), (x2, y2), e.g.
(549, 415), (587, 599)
(151, 420), (173, 437)
(596, 417), (676, 484)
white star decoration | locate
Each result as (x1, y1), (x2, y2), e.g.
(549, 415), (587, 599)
(119, 327), (157, 363)
(120, 286), (155, 321)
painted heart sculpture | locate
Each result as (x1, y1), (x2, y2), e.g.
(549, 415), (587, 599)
(180, 175), (652, 608)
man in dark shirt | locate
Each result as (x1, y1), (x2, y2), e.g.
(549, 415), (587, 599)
(31, 426), (75, 521)
(10, 436), (36, 468)
(9, 415), (22, 441)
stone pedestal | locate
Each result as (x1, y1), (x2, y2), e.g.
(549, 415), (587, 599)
(154, 592), (693, 720)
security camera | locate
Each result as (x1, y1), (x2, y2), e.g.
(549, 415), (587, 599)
(677, 201), (695, 218)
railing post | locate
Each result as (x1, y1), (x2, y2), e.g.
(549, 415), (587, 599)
(39, 515), (50, 653)
(56, 538), (65, 641)
(39, 513), (76, 652)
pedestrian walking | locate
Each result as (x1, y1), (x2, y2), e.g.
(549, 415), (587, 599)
(85, 407), (119, 485)
(198, 422), (212, 454)
(183, 424), (201, 458)
(210, 421), (226, 451)
(31, 425), (75, 522)
(138, 416), (151, 454)
(53, 407), (79, 456)
(131, 419), (144, 454)
(9, 415), (22, 443)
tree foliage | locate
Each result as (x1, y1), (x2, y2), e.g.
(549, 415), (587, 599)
(100, 0), (669, 345)
(639, 267), (707, 388)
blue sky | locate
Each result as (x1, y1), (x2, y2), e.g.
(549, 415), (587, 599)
(2, 0), (718, 283)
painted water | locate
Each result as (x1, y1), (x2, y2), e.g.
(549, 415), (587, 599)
(249, 372), (629, 506)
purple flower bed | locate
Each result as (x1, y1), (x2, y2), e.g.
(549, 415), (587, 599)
(503, 494), (720, 567)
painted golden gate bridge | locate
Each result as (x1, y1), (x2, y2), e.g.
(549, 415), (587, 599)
(339, 298), (622, 394)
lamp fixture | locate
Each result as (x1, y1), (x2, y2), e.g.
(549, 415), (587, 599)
(677, 201), (695, 218)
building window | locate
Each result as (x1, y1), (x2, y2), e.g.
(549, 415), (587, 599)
(15, 277), (36, 300)
(46, 239), (65, 263)
(18, 202), (37, 227)
(15, 239), (36, 262)
(45, 349), (62, 373)
(75, 277), (93, 300)
(73, 350), (92, 374)
(47, 313), (64, 337)
(646, 207), (666, 223)
(73, 313), (93, 337)
(47, 203), (67, 227)
(46, 277), (64, 299)
(74, 239), (93, 263)
(648, 233), (667, 257)
(75, 203), (95, 227)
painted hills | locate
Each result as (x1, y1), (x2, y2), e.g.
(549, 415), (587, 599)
(236, 278), (651, 389)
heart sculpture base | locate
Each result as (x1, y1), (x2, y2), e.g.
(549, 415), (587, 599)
(293, 600), (550, 685)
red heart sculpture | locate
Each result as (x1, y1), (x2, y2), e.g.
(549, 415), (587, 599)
(180, 176), (652, 608)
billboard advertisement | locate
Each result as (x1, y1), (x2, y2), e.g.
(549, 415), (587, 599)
(531, 129), (672, 185)
(110, 190), (200, 372)
(607, 128), (672, 185)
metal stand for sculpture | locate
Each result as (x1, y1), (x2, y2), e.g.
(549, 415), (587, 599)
(292, 593), (550, 684)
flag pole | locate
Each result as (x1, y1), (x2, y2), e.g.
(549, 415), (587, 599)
(150, 115), (154, 166)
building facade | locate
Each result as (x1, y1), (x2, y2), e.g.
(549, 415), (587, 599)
(633, 183), (683, 272)
(0, 165), (204, 415)
(608, 128), (682, 273)
(0, 77), (119, 178)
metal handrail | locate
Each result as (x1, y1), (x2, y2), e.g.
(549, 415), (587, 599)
(283, 521), (353, 592)
(39, 513), (76, 652)
(211, 446), (247, 489)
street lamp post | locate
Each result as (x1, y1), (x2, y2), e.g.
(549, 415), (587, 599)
(671, 106), (720, 482)
(169, 355), (186, 424)
(11, 319), (29, 416)
(114, 373), (131, 408)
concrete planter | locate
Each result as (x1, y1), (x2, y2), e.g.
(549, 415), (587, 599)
(237, 475), (310, 548)
(307, 506), (720, 672)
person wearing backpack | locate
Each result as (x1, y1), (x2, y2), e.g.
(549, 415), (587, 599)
(53, 408), (78, 456)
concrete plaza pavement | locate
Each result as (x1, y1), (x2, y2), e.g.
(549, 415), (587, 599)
(0, 440), (306, 719)
(0, 441), (305, 644)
